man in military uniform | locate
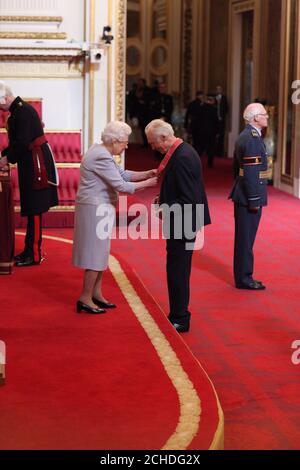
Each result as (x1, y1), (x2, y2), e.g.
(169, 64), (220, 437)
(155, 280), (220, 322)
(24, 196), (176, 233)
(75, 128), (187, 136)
(229, 102), (269, 290)
(0, 82), (58, 266)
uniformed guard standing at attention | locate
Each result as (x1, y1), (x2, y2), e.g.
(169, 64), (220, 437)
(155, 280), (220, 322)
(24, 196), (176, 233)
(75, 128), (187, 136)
(0, 81), (58, 266)
(229, 102), (269, 290)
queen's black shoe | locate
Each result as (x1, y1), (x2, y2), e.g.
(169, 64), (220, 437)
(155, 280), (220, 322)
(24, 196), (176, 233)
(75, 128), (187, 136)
(92, 297), (116, 309)
(76, 301), (106, 314)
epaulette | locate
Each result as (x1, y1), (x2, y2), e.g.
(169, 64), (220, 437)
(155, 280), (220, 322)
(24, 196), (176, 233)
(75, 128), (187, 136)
(251, 129), (259, 137)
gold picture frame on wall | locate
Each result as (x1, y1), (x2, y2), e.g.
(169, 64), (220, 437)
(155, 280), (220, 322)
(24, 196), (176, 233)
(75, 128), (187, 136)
(278, 0), (298, 186)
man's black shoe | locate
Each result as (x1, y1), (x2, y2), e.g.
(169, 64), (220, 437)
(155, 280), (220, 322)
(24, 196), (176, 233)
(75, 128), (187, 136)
(14, 251), (29, 262)
(15, 256), (39, 267)
(236, 281), (266, 290)
(171, 322), (190, 333)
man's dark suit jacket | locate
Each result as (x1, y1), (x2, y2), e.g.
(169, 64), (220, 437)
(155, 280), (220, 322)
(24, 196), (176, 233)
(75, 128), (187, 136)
(159, 142), (211, 239)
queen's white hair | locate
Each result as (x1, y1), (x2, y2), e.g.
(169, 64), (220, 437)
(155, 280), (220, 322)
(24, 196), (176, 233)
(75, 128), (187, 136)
(101, 121), (132, 144)
(145, 119), (174, 139)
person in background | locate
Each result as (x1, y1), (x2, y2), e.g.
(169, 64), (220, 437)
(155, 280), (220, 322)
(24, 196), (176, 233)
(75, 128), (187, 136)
(184, 90), (205, 155)
(0, 81), (58, 267)
(150, 82), (174, 124)
(197, 94), (219, 168)
(134, 78), (152, 147)
(72, 121), (157, 314)
(215, 85), (228, 157)
(229, 103), (269, 290)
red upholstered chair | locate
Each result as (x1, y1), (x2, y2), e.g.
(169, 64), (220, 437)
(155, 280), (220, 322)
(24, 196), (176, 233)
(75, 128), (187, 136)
(26, 99), (42, 121)
(0, 129), (8, 149)
(0, 98), (41, 129)
(45, 131), (82, 163)
(57, 167), (80, 205)
(0, 111), (9, 129)
(2, 126), (82, 228)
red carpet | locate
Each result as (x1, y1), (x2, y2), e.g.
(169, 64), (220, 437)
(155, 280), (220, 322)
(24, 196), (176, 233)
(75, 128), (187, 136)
(2, 144), (300, 450)
(110, 144), (300, 450)
(0, 233), (223, 450)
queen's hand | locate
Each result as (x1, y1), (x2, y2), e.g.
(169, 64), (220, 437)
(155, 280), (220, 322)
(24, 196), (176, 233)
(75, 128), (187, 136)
(147, 168), (158, 178)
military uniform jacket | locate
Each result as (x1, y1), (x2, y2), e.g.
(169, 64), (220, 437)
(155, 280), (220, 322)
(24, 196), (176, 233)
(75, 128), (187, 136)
(229, 124), (268, 208)
(2, 97), (58, 216)
(159, 142), (211, 238)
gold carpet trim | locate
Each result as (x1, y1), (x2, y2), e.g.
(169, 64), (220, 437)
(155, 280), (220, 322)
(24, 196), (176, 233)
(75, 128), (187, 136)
(108, 255), (201, 450)
(15, 232), (222, 450)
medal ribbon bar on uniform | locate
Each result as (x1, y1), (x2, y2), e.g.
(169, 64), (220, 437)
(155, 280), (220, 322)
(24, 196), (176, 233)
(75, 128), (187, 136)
(241, 156), (262, 165)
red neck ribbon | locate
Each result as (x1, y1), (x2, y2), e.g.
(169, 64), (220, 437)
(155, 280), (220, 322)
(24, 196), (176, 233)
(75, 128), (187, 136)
(157, 138), (183, 183)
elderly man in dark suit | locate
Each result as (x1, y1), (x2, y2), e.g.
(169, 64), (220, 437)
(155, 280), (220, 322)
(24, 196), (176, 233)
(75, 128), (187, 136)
(145, 119), (211, 333)
(229, 102), (269, 290)
(0, 81), (58, 266)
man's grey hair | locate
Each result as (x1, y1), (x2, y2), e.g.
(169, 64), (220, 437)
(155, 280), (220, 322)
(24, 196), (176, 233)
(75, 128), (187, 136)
(243, 103), (265, 123)
(0, 81), (13, 104)
(101, 121), (132, 144)
(145, 119), (174, 139)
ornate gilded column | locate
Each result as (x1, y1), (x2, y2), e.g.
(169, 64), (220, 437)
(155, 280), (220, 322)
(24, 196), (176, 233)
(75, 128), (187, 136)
(276, 0), (300, 196)
(182, 0), (193, 106)
(110, 0), (127, 122)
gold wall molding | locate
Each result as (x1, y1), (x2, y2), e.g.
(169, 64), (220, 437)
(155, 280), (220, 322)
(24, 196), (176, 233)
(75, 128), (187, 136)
(227, 0), (261, 156)
(107, 0), (113, 122)
(182, 0), (193, 105)
(0, 46), (82, 51)
(149, 38), (168, 76)
(115, 0), (127, 121)
(126, 37), (143, 76)
(277, 0), (298, 189)
(56, 163), (80, 168)
(0, 32), (67, 39)
(88, 0), (95, 147)
(0, 16), (62, 22)
(0, 62), (84, 78)
(14, 205), (75, 212)
(45, 129), (81, 133)
(232, 0), (255, 13)
(0, 55), (83, 62)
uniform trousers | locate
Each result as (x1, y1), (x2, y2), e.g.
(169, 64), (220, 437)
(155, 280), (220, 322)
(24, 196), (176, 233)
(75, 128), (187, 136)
(234, 204), (262, 286)
(166, 238), (194, 326)
(24, 214), (42, 262)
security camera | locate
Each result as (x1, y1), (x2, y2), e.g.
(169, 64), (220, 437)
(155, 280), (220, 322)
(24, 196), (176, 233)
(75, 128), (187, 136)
(102, 25), (114, 45)
(90, 49), (102, 63)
